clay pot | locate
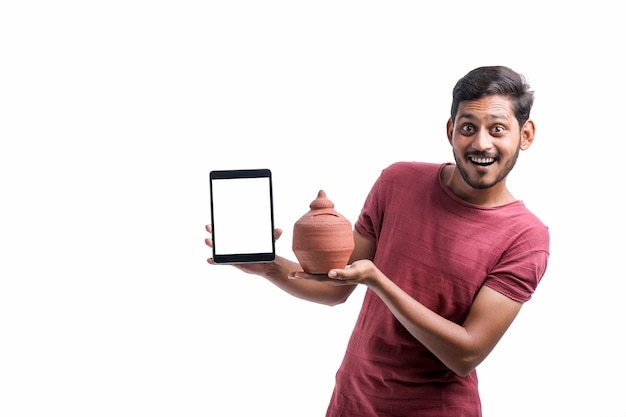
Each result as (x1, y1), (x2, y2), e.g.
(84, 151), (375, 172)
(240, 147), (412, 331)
(292, 190), (355, 274)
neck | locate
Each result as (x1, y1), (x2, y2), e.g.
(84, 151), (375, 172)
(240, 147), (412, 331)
(442, 165), (515, 207)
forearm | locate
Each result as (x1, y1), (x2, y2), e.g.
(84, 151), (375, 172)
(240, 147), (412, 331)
(263, 256), (355, 306)
(368, 274), (484, 376)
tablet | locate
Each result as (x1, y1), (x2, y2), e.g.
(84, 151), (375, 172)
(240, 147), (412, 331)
(209, 169), (276, 264)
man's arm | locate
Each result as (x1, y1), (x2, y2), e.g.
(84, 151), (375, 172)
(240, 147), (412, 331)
(294, 230), (522, 376)
(370, 278), (522, 376)
(205, 225), (361, 306)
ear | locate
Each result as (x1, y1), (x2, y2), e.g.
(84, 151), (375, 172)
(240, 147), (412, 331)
(446, 118), (453, 144)
(520, 119), (535, 151)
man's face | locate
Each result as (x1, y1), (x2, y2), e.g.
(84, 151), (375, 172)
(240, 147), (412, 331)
(447, 95), (530, 190)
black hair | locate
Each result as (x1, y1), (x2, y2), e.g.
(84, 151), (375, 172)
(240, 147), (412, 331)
(451, 66), (534, 128)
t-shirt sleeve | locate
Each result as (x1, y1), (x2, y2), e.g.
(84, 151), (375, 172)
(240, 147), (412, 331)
(354, 167), (387, 242)
(483, 224), (550, 303)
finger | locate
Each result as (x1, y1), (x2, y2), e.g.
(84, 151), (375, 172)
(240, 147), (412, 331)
(205, 238), (213, 247)
(205, 224), (212, 232)
(289, 271), (318, 280)
(290, 271), (336, 283)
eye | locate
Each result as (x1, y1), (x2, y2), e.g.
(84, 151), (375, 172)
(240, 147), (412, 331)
(461, 124), (475, 133)
(491, 125), (505, 135)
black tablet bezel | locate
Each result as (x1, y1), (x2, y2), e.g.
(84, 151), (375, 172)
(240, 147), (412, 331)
(209, 168), (276, 264)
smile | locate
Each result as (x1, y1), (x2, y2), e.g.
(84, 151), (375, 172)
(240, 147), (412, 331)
(469, 156), (496, 166)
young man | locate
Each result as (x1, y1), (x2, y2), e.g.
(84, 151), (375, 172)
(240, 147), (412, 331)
(205, 65), (550, 417)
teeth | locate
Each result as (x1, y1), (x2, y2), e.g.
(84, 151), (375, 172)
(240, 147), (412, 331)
(470, 156), (495, 164)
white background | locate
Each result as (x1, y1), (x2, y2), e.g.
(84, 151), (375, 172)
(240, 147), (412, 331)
(1, 1), (624, 416)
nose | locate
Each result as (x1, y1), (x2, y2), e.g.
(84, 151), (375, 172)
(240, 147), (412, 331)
(471, 129), (493, 151)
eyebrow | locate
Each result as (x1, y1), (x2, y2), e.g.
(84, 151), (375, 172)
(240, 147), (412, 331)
(458, 112), (510, 122)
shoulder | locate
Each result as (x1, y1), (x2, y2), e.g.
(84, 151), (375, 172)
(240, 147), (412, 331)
(509, 203), (550, 238)
(382, 161), (441, 174)
(364, 162), (445, 208)
(379, 161), (443, 182)
(519, 209), (550, 250)
(497, 202), (550, 261)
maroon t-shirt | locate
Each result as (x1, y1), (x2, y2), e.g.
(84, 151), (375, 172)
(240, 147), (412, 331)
(325, 162), (550, 417)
